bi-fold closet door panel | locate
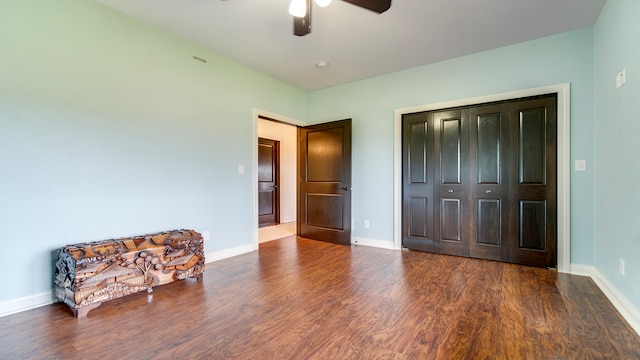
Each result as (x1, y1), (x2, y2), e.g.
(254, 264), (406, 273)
(468, 104), (511, 262)
(432, 109), (470, 257)
(402, 112), (435, 252)
(507, 97), (557, 267)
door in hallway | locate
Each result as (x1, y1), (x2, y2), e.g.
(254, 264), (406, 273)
(258, 138), (279, 227)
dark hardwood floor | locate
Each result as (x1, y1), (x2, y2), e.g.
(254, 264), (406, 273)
(1, 236), (639, 359)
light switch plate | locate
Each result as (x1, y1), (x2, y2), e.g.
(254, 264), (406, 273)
(575, 160), (587, 172)
(616, 68), (626, 89)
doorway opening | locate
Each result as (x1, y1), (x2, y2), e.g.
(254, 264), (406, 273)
(254, 111), (353, 247)
(257, 115), (298, 243)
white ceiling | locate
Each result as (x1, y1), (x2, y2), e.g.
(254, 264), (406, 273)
(95, 0), (607, 91)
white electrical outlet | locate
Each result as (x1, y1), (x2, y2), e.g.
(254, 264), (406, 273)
(202, 230), (210, 241)
(363, 220), (370, 229)
(619, 259), (625, 276)
(575, 160), (587, 172)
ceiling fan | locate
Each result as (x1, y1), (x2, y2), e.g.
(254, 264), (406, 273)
(289, 0), (392, 36)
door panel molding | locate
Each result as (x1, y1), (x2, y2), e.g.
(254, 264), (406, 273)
(305, 193), (345, 230)
(477, 198), (501, 246)
(476, 112), (501, 185)
(394, 83), (571, 272)
(440, 198), (462, 242)
(408, 122), (429, 184)
(518, 107), (548, 185)
(518, 200), (547, 251)
(408, 196), (429, 238)
(440, 117), (463, 184)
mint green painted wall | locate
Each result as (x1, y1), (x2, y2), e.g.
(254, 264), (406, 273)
(0, 1), (306, 301)
(308, 29), (596, 265)
(594, 0), (640, 308)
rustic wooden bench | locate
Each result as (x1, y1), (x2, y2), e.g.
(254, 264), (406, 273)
(54, 229), (205, 317)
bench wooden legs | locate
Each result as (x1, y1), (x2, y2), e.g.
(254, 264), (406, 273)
(73, 302), (102, 318)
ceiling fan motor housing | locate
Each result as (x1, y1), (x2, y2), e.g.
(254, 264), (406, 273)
(293, 0), (391, 36)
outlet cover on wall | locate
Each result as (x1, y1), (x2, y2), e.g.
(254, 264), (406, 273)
(202, 230), (210, 241)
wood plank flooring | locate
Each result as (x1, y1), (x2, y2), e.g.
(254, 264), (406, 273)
(1, 236), (639, 359)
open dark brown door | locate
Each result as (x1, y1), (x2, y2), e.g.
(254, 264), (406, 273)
(258, 138), (279, 227)
(298, 119), (352, 245)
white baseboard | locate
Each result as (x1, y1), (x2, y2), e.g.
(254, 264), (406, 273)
(352, 237), (397, 250)
(570, 263), (640, 336)
(569, 263), (595, 277)
(205, 243), (257, 263)
(0, 290), (57, 318)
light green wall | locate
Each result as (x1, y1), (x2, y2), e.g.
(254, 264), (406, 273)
(308, 28), (596, 265)
(593, 0), (640, 307)
(0, 0), (306, 301)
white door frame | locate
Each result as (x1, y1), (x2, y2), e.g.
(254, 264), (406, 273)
(252, 109), (305, 249)
(393, 83), (571, 273)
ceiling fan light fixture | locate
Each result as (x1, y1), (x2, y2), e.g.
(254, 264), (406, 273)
(314, 0), (332, 7)
(289, 0), (307, 17)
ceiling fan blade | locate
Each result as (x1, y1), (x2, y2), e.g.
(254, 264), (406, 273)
(341, 0), (391, 13)
(293, 0), (312, 36)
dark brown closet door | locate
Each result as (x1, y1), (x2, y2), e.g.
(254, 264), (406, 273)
(507, 97), (557, 268)
(468, 104), (510, 261)
(402, 112), (435, 252)
(432, 109), (470, 257)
